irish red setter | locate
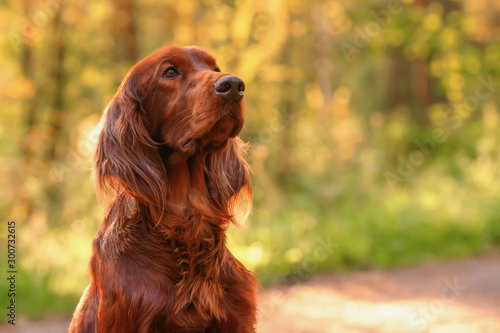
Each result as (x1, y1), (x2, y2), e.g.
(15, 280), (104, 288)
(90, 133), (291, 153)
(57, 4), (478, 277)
(69, 46), (257, 333)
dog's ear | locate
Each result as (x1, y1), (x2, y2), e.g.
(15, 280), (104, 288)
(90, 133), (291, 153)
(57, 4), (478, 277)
(205, 138), (252, 224)
(94, 73), (166, 223)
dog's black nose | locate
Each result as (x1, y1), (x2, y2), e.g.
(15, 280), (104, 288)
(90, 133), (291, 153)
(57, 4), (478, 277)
(213, 75), (245, 102)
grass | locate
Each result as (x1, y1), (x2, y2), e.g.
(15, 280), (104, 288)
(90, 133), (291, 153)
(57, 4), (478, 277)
(229, 120), (500, 284)
(0, 269), (79, 322)
(233, 186), (500, 286)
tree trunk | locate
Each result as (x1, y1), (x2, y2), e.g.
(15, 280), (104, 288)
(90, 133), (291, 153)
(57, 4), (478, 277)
(47, 5), (67, 161)
(110, 0), (139, 81)
(44, 4), (68, 220)
(21, 0), (37, 163)
(275, 13), (296, 189)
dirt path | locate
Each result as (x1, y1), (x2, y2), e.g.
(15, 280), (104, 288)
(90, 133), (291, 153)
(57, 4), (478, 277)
(2, 256), (499, 332)
(258, 255), (500, 332)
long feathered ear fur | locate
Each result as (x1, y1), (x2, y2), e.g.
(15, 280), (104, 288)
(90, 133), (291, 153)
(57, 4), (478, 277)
(93, 74), (166, 223)
(204, 138), (252, 226)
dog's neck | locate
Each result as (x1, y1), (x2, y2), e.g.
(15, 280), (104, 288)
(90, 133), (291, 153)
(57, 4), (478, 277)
(155, 147), (229, 231)
(154, 148), (228, 320)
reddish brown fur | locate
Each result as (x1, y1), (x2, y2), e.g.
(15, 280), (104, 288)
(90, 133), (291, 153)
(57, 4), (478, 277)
(69, 46), (257, 333)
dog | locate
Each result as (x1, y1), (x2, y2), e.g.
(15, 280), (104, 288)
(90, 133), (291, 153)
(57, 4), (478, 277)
(69, 46), (257, 333)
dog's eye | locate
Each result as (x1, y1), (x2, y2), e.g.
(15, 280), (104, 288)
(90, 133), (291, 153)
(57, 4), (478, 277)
(162, 67), (179, 79)
(214, 66), (221, 72)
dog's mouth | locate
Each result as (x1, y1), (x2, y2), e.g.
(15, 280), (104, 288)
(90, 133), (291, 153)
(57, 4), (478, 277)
(177, 100), (244, 154)
(203, 117), (241, 148)
(179, 115), (242, 154)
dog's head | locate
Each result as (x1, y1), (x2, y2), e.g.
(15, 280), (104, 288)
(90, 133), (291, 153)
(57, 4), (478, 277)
(94, 46), (251, 224)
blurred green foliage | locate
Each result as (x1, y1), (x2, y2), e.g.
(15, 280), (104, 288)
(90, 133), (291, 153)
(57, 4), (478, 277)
(1, 0), (500, 319)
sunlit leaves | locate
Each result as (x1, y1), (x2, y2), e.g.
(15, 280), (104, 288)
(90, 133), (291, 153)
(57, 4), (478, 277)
(3, 77), (35, 99)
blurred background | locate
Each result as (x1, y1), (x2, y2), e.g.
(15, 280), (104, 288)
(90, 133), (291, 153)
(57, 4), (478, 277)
(1, 0), (500, 323)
